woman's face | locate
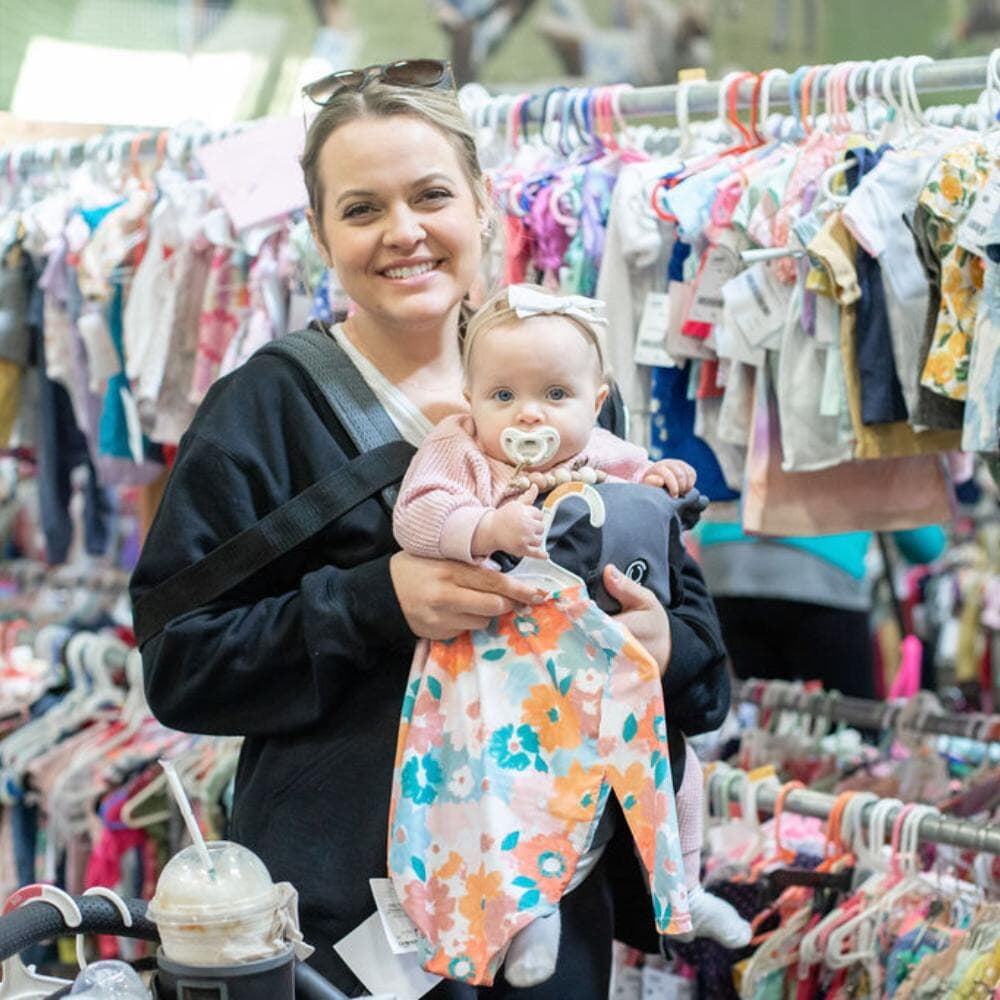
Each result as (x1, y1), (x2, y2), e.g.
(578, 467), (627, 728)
(312, 114), (483, 336)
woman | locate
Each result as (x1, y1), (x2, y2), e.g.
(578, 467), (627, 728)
(130, 62), (728, 997)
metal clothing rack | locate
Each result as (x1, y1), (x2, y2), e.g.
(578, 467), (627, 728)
(478, 51), (998, 125)
(712, 768), (1000, 855)
(0, 120), (250, 181)
(737, 678), (1000, 744)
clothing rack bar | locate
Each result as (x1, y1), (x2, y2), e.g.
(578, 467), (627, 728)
(0, 121), (250, 181)
(508, 52), (996, 124)
(720, 772), (1000, 855)
(736, 678), (1000, 743)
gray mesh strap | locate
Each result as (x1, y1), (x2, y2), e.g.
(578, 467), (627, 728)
(260, 326), (406, 507)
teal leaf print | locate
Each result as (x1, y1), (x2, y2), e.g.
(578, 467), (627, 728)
(534, 755), (549, 773)
(502, 831), (520, 851)
(401, 695), (415, 722)
(512, 876), (536, 888)
(623, 714), (638, 742)
(518, 889), (541, 911)
(482, 648), (506, 661)
(653, 756), (668, 788)
(426, 675), (442, 700)
(559, 675), (572, 696)
(545, 657), (559, 686)
(411, 856), (427, 882)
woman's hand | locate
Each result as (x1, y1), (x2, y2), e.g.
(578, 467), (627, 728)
(390, 552), (545, 640)
(603, 564), (672, 675)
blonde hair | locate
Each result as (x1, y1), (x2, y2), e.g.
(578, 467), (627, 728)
(300, 82), (490, 226)
(462, 284), (610, 383)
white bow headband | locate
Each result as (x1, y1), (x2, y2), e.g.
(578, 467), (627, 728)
(506, 284), (609, 329)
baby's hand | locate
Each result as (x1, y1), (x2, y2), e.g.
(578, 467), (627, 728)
(643, 459), (697, 497)
(473, 486), (547, 558)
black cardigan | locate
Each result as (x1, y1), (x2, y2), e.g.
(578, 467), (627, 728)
(130, 349), (729, 986)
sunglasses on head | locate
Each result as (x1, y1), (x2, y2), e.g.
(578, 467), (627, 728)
(302, 59), (454, 107)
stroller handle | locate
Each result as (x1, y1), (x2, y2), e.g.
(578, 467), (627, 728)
(0, 894), (350, 1000)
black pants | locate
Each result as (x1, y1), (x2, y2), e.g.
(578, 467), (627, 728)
(714, 596), (876, 700)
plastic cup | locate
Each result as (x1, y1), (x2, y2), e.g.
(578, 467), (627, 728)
(147, 841), (281, 967)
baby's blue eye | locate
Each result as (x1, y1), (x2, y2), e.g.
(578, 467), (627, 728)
(547, 387), (567, 400)
(493, 388), (514, 402)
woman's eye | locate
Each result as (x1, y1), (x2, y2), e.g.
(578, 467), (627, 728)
(342, 203), (374, 220)
(493, 389), (514, 402)
(547, 387), (567, 400)
(421, 188), (453, 203)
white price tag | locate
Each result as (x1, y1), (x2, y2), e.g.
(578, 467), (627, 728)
(722, 262), (790, 348)
(956, 173), (1000, 255)
(634, 291), (678, 367)
(688, 245), (740, 325)
(370, 877), (421, 954)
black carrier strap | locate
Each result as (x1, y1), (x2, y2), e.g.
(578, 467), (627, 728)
(132, 327), (416, 646)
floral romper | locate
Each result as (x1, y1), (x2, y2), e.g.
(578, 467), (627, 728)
(388, 582), (691, 985)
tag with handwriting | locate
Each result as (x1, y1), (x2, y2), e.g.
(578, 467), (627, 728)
(634, 291), (677, 367)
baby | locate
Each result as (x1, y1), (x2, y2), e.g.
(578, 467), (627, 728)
(393, 283), (750, 985)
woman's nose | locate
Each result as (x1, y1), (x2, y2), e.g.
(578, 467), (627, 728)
(383, 206), (425, 247)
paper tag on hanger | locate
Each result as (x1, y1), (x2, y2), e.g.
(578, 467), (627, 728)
(634, 292), (678, 368)
(687, 246), (740, 325)
(369, 878), (420, 954)
(334, 911), (440, 1000)
(956, 174), (1000, 255)
(722, 262), (790, 348)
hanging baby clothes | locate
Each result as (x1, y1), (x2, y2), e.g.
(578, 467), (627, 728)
(388, 583), (690, 985)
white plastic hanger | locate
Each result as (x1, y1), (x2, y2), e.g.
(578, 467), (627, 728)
(506, 482), (605, 594)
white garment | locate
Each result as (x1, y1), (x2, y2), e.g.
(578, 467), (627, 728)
(327, 324), (433, 447)
(595, 158), (677, 449)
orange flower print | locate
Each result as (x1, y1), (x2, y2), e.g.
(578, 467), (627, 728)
(608, 761), (655, 827)
(434, 851), (464, 880)
(496, 603), (572, 657)
(620, 634), (659, 683)
(947, 332), (970, 360)
(939, 171), (962, 203)
(431, 632), (474, 678)
(521, 684), (582, 752)
(404, 877), (456, 938)
(512, 833), (578, 903)
(458, 865), (503, 939)
(923, 350), (955, 386)
(549, 761), (601, 822)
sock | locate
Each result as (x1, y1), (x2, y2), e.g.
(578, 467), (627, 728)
(503, 908), (561, 987)
(684, 885), (753, 948)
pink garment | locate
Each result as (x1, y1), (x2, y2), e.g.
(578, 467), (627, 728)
(189, 246), (242, 405)
(392, 413), (652, 563)
(677, 743), (704, 888)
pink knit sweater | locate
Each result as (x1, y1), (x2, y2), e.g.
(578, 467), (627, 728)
(393, 413), (652, 563)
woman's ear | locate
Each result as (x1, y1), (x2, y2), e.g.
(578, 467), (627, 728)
(306, 208), (332, 268)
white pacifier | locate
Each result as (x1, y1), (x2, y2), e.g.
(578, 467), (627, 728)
(500, 425), (561, 468)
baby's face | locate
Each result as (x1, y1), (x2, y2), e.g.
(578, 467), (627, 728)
(465, 315), (609, 469)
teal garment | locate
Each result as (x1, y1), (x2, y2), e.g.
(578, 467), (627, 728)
(697, 522), (946, 580)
